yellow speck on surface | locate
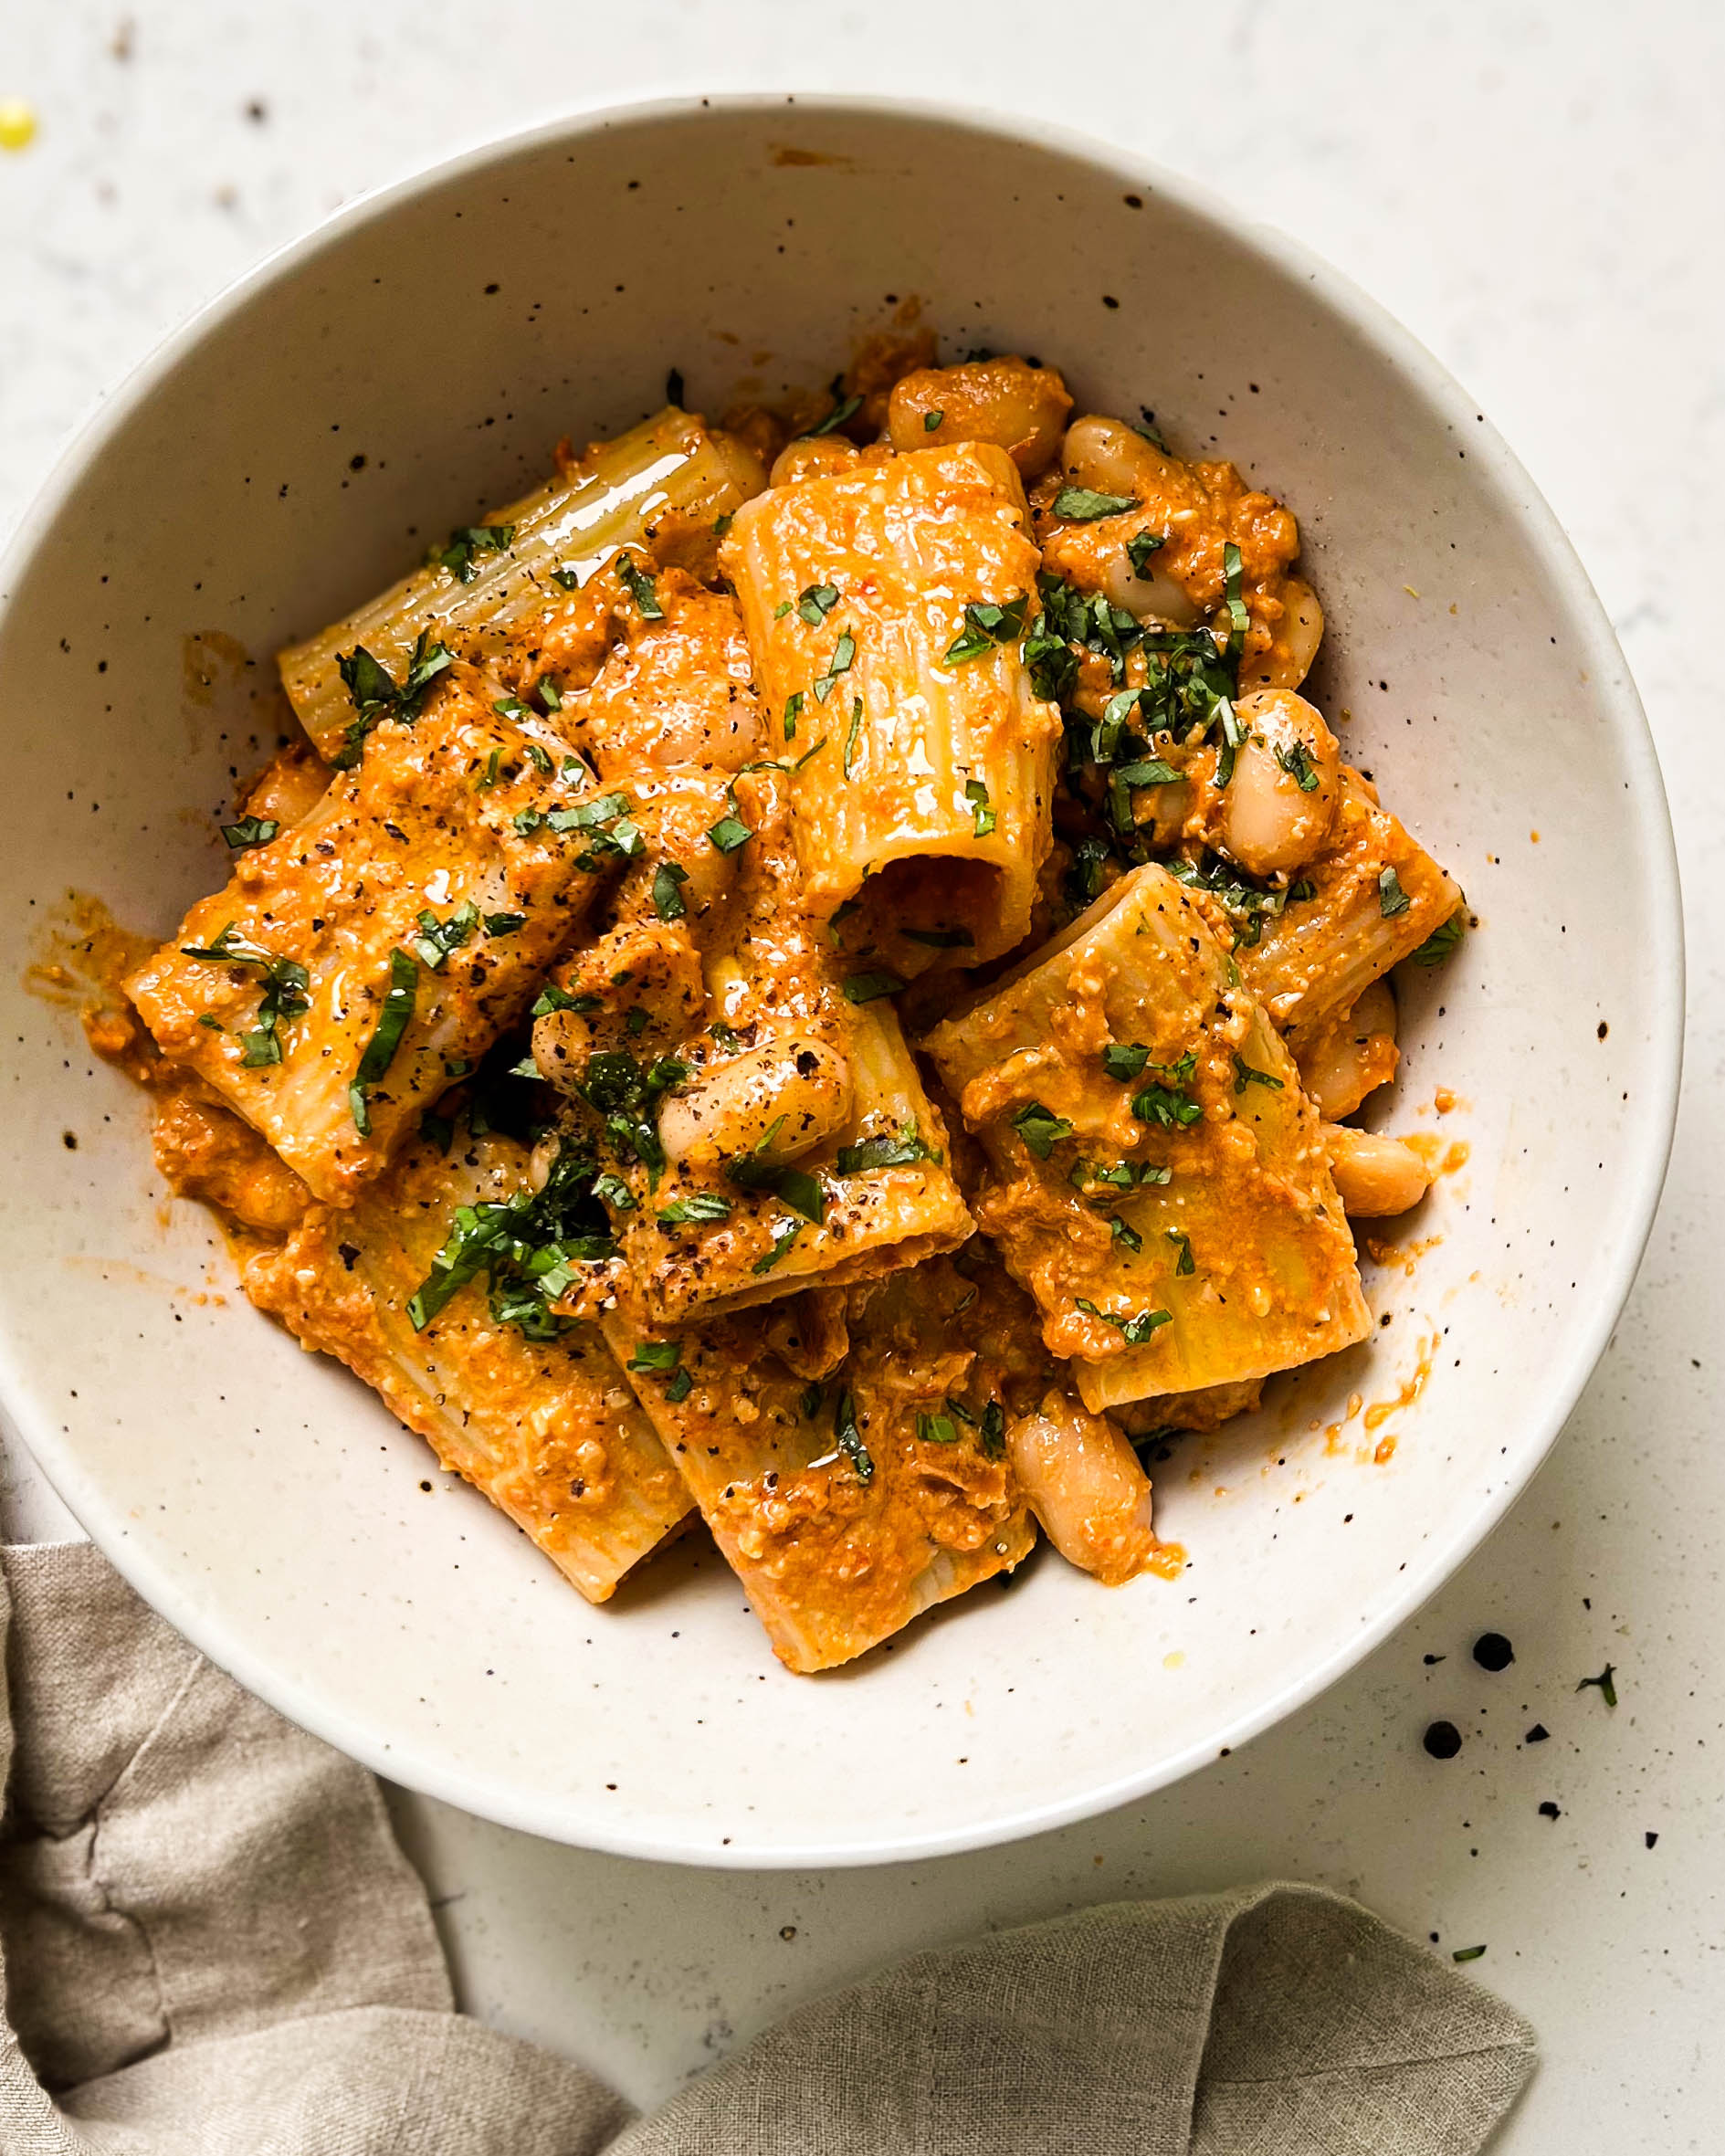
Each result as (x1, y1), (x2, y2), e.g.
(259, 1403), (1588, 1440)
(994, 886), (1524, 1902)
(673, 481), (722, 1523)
(0, 99), (37, 151)
(1162, 1650), (1185, 1669)
(1404, 584), (1421, 598)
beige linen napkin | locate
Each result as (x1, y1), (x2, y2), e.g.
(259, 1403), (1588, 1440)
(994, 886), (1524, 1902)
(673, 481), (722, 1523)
(0, 1541), (1536, 2155)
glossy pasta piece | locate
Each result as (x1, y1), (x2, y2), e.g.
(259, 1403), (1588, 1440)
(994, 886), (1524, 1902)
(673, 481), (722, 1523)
(922, 861), (1370, 1413)
(1236, 770), (1463, 1050)
(127, 668), (611, 1204)
(279, 409), (757, 760)
(605, 1252), (1037, 1671)
(242, 1120), (690, 1602)
(532, 771), (973, 1327)
(721, 441), (1060, 973)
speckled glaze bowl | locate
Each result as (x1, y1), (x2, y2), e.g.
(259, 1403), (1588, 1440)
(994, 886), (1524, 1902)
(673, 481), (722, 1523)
(0, 96), (1681, 1865)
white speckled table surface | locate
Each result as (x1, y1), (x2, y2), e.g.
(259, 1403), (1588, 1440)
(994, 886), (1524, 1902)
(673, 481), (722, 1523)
(3, 3), (1720, 2145)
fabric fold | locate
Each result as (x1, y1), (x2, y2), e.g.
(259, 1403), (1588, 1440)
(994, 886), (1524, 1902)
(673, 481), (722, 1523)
(0, 1542), (1536, 2155)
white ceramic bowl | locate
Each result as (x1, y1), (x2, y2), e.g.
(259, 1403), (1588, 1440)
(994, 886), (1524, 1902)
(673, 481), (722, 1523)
(0, 96), (1681, 1866)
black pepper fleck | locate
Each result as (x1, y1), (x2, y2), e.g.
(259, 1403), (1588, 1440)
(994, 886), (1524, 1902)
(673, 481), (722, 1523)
(1423, 1720), (1463, 1760)
(1525, 1723), (1550, 1743)
(1472, 1631), (1514, 1672)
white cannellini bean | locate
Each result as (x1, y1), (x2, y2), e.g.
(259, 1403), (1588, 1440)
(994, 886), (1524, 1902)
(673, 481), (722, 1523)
(1324, 1124), (1434, 1216)
(886, 358), (1072, 476)
(1215, 688), (1341, 878)
(708, 428), (770, 502)
(657, 1032), (852, 1168)
(768, 436), (860, 489)
(1298, 980), (1398, 1121)
(1006, 1387), (1158, 1586)
(1238, 574), (1324, 691)
(1060, 413), (1169, 500)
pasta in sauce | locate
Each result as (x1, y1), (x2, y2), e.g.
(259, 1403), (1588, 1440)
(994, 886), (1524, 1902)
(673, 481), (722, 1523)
(107, 343), (1466, 1672)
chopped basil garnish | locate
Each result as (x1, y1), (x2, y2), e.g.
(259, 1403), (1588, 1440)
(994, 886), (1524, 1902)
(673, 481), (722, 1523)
(179, 924), (310, 1067)
(1221, 541), (1248, 658)
(797, 583), (840, 625)
(348, 947), (416, 1134)
(1076, 1298), (1173, 1345)
(832, 1387), (874, 1479)
(807, 392), (862, 437)
(531, 983), (599, 1015)
(1577, 1664), (1618, 1708)
(483, 910), (526, 937)
(1012, 1101), (1075, 1159)
(751, 1218), (805, 1274)
(843, 694), (865, 778)
(1379, 866), (1412, 918)
(657, 1191), (732, 1226)
(592, 1171), (636, 1211)
(918, 1410), (959, 1444)
(221, 815), (278, 851)
(965, 777), (997, 837)
(1131, 1051), (1202, 1131)
(652, 861), (689, 921)
(629, 1340), (681, 1372)
(429, 522), (515, 583)
(835, 1125), (931, 1175)
(410, 899), (480, 970)
(1126, 530), (1165, 576)
(1411, 906), (1467, 965)
(707, 812), (753, 854)
(842, 971), (903, 1004)
(941, 594), (1029, 666)
(1054, 486), (1135, 521)
(813, 628), (856, 703)
(1110, 1215), (1143, 1252)
(1231, 1054), (1284, 1096)
(1275, 740), (1320, 792)
(615, 554), (664, 620)
(783, 689), (804, 740)
(923, 409), (944, 432)
(1102, 1042), (1151, 1080)
(406, 1135), (614, 1337)
(332, 631), (454, 769)
(1165, 1228), (1194, 1274)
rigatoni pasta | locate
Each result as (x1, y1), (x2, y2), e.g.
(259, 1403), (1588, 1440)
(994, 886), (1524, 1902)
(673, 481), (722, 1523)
(104, 338), (1467, 1671)
(721, 441), (1060, 973)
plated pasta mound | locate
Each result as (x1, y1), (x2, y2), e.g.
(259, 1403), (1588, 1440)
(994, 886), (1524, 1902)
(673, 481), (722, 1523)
(108, 342), (1467, 1672)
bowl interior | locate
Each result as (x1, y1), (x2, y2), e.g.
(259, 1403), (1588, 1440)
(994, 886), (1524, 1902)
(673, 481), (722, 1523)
(0, 99), (1678, 1863)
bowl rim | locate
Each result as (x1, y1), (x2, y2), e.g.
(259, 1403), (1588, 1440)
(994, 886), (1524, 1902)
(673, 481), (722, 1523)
(0, 89), (1685, 1869)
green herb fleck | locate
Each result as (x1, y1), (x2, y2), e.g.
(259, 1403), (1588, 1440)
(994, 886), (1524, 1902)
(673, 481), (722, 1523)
(807, 393), (862, 437)
(1102, 1042), (1151, 1081)
(836, 1125), (931, 1175)
(657, 1191), (732, 1226)
(1232, 1054), (1285, 1097)
(797, 583), (840, 626)
(1379, 866), (1412, 919)
(332, 632), (455, 769)
(752, 1218), (805, 1274)
(652, 861), (689, 921)
(1411, 906), (1467, 966)
(1165, 1228), (1194, 1274)
(783, 689), (804, 741)
(1012, 1101), (1075, 1160)
(1577, 1664), (1618, 1708)
(429, 522), (515, 583)
(1054, 487), (1135, 521)
(1126, 530), (1165, 576)
(965, 777), (996, 838)
(942, 594), (1029, 666)
(832, 1387), (874, 1479)
(221, 815), (278, 851)
(813, 628), (856, 704)
(842, 971), (903, 1004)
(348, 948), (416, 1134)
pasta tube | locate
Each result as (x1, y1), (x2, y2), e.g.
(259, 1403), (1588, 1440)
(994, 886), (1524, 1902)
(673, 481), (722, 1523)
(127, 666), (613, 1204)
(531, 768), (973, 1326)
(243, 1118), (690, 1602)
(923, 862), (1370, 1412)
(279, 410), (755, 761)
(721, 441), (1060, 972)
(1236, 770), (1463, 1049)
(605, 1251), (1037, 1671)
